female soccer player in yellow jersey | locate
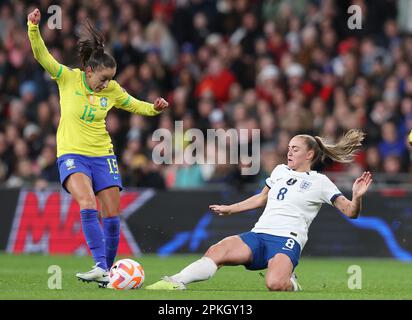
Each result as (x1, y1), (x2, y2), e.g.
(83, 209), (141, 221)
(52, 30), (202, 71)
(27, 8), (169, 285)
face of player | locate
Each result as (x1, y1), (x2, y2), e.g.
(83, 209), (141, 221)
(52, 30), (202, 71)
(287, 136), (314, 172)
(85, 66), (116, 92)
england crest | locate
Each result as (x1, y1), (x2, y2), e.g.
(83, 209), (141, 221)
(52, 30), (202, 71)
(300, 180), (312, 191)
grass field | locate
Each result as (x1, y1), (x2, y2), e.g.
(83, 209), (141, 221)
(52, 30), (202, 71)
(0, 253), (411, 300)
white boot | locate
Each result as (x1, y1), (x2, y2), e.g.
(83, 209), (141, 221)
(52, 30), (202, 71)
(76, 264), (109, 284)
(290, 273), (303, 291)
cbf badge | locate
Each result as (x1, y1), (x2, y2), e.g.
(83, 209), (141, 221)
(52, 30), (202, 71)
(100, 97), (108, 109)
(64, 159), (76, 170)
(299, 180), (312, 192)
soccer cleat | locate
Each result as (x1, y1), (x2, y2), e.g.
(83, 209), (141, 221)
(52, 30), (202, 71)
(290, 273), (303, 291)
(76, 264), (109, 285)
(98, 282), (114, 289)
(145, 276), (186, 290)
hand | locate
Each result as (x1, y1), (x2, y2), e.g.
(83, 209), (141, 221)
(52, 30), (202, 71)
(28, 8), (41, 25)
(408, 130), (412, 147)
(209, 204), (232, 216)
(154, 97), (169, 112)
(352, 171), (373, 198)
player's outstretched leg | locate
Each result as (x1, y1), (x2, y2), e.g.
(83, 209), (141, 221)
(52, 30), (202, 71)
(65, 173), (109, 284)
(145, 257), (217, 290)
(146, 235), (252, 290)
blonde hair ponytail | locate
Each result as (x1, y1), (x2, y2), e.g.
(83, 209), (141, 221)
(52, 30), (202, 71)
(297, 129), (365, 166)
(314, 129), (365, 163)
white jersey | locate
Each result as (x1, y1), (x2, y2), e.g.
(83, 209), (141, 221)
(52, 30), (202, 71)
(252, 164), (343, 250)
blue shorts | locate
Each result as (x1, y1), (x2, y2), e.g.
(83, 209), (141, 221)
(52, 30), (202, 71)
(239, 232), (301, 270)
(57, 154), (123, 194)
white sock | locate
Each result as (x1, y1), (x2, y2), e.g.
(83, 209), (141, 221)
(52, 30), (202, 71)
(170, 257), (218, 285)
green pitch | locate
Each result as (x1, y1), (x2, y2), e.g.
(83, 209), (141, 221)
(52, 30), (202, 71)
(0, 253), (411, 299)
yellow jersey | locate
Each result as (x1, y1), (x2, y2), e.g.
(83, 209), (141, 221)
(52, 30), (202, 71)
(27, 21), (161, 157)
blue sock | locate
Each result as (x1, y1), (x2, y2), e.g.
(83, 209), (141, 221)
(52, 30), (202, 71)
(80, 209), (107, 271)
(103, 216), (120, 269)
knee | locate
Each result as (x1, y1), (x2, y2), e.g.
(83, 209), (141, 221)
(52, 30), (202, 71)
(266, 278), (290, 292)
(101, 205), (121, 218)
(205, 242), (226, 262)
(205, 243), (223, 257)
(109, 205), (121, 217)
(78, 196), (97, 210)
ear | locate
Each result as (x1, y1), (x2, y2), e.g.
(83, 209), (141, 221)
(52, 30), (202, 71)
(306, 149), (315, 161)
(85, 66), (93, 77)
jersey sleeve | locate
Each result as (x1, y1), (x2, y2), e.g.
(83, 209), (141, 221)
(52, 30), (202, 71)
(27, 21), (69, 84)
(112, 81), (162, 116)
(320, 175), (343, 206)
(265, 165), (283, 189)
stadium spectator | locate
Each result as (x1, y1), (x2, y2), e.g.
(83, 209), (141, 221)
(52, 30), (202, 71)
(174, 162), (206, 189)
(0, 0), (408, 190)
(378, 121), (408, 163)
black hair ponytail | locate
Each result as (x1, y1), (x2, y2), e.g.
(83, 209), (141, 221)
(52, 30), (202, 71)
(77, 19), (116, 70)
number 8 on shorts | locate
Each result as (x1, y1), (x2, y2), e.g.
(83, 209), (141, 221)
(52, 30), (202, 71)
(285, 238), (295, 249)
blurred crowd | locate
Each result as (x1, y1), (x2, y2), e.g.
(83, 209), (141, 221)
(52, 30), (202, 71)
(0, 0), (411, 190)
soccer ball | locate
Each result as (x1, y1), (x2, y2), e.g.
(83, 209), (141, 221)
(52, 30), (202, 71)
(109, 258), (145, 290)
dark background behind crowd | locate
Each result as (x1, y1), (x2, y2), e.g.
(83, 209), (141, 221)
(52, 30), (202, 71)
(0, 0), (410, 190)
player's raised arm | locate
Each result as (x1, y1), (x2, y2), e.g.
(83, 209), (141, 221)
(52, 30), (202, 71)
(209, 186), (269, 216)
(27, 8), (63, 80)
(114, 82), (169, 116)
(333, 171), (373, 219)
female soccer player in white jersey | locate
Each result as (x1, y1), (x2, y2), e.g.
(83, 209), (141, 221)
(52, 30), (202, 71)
(27, 8), (169, 285)
(147, 129), (373, 291)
